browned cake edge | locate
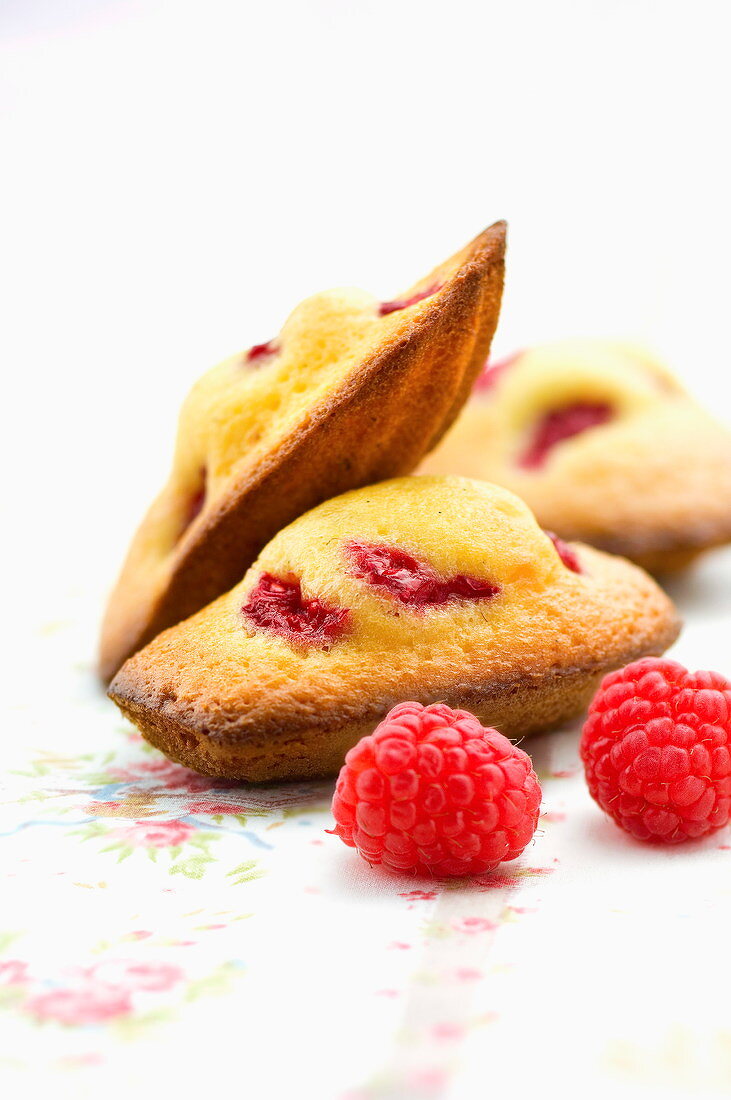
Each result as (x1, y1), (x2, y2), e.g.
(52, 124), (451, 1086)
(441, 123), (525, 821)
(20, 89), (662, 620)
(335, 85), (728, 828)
(109, 611), (680, 784)
(558, 520), (731, 575)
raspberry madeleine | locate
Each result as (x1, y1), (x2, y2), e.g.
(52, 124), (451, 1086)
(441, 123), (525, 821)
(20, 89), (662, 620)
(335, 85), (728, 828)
(420, 340), (731, 573)
(109, 476), (680, 782)
(99, 223), (506, 682)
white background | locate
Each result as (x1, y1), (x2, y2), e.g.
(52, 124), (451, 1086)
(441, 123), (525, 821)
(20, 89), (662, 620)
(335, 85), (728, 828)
(2, 0), (730, 614)
(2, 2), (731, 1098)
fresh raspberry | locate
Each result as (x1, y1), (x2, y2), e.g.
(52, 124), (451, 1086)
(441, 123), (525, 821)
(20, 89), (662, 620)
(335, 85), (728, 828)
(329, 702), (542, 877)
(581, 658), (731, 843)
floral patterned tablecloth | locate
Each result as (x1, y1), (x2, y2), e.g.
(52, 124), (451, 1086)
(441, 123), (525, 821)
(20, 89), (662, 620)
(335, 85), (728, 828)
(3, 556), (731, 1100)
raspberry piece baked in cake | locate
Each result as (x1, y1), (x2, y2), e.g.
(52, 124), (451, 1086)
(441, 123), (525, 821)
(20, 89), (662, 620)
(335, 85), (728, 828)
(108, 476), (680, 783)
(99, 223), (507, 681)
(420, 340), (731, 572)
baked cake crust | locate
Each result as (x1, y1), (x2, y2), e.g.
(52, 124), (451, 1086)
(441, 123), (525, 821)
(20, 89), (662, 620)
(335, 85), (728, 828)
(109, 476), (681, 782)
(420, 340), (731, 573)
(100, 224), (507, 682)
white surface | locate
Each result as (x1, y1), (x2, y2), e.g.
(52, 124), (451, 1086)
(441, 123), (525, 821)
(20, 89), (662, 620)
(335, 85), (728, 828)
(2, 1), (731, 1098)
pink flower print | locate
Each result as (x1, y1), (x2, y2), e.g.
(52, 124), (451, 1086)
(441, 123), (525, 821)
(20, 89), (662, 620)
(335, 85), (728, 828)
(451, 917), (496, 934)
(56, 1054), (104, 1069)
(398, 890), (438, 902)
(473, 872), (521, 889)
(27, 985), (133, 1026)
(112, 820), (195, 848)
(157, 766), (218, 794)
(88, 960), (184, 992)
(454, 967), (483, 982)
(409, 1069), (448, 1092)
(86, 801), (127, 816)
(111, 758), (215, 793)
(110, 758), (170, 781)
(432, 1021), (465, 1041)
(0, 960), (28, 985)
(186, 799), (252, 815)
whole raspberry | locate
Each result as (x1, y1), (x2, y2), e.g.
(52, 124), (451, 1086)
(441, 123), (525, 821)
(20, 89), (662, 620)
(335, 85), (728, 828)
(581, 658), (731, 843)
(329, 702), (542, 877)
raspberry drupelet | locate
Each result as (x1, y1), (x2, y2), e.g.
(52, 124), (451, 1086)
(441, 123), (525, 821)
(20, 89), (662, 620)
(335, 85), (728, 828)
(330, 702), (542, 877)
(581, 658), (731, 843)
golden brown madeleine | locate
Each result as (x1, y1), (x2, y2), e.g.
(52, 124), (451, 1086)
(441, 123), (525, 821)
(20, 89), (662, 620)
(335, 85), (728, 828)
(100, 223), (506, 682)
(420, 340), (731, 573)
(109, 476), (680, 782)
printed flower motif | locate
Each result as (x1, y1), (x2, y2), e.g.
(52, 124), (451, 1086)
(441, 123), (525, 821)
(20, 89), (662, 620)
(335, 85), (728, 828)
(73, 816), (231, 879)
(27, 985), (133, 1026)
(87, 960), (184, 992)
(432, 1021), (465, 1040)
(398, 890), (438, 902)
(454, 968), (483, 982)
(473, 871), (523, 889)
(1, 723), (279, 1043)
(186, 800), (257, 816)
(111, 820), (196, 848)
(0, 960), (28, 985)
(10, 734), (274, 896)
(451, 917), (496, 934)
(110, 758), (221, 794)
(86, 800), (129, 816)
(109, 758), (184, 782)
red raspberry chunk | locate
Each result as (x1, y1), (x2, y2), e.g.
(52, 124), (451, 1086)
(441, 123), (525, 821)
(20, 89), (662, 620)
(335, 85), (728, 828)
(581, 658), (731, 843)
(330, 702), (542, 877)
(242, 574), (350, 647)
(379, 284), (441, 316)
(473, 351), (521, 393)
(345, 541), (500, 608)
(544, 530), (582, 574)
(519, 402), (614, 468)
(245, 340), (279, 364)
(177, 471), (206, 541)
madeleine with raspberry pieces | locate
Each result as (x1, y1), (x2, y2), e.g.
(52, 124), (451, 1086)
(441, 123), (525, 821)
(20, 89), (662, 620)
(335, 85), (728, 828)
(581, 658), (731, 843)
(109, 477), (679, 782)
(330, 702), (542, 877)
(421, 340), (731, 574)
